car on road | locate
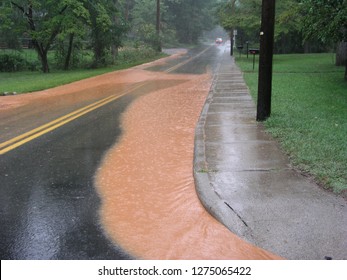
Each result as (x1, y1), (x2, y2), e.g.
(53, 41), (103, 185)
(215, 38), (223, 44)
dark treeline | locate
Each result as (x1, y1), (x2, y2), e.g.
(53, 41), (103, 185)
(0, 0), (217, 72)
(217, 0), (346, 79)
(1, 0), (346, 78)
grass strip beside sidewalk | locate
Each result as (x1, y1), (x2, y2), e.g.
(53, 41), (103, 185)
(236, 53), (347, 194)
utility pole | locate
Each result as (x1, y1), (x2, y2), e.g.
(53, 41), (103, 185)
(156, 0), (162, 52)
(256, 0), (276, 121)
(229, 0), (237, 56)
(230, 30), (234, 56)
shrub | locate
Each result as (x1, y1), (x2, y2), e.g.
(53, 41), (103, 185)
(0, 53), (29, 72)
(117, 46), (158, 64)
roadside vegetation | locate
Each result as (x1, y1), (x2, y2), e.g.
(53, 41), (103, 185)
(0, 0), (217, 93)
(1, 0), (346, 193)
(236, 53), (347, 194)
(0, 0), (216, 73)
(217, 0), (347, 80)
(0, 47), (165, 94)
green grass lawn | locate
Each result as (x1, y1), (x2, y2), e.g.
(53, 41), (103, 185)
(0, 59), (159, 94)
(236, 53), (347, 193)
(0, 49), (166, 94)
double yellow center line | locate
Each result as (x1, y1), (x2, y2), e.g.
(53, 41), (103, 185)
(164, 46), (212, 73)
(0, 45), (213, 155)
(0, 83), (144, 155)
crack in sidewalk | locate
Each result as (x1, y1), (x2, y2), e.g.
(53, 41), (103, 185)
(224, 201), (249, 228)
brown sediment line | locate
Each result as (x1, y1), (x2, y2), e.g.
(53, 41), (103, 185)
(0, 51), (186, 112)
(95, 72), (281, 260)
(0, 69), (159, 111)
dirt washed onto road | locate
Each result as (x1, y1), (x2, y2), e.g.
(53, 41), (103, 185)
(95, 69), (280, 259)
(1, 51), (279, 259)
(0, 52), (184, 111)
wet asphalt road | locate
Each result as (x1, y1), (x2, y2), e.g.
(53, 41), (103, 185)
(0, 45), (224, 259)
(0, 94), (135, 259)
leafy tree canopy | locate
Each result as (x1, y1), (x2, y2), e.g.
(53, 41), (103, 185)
(299, 0), (347, 43)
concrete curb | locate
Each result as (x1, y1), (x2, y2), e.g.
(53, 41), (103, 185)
(193, 68), (252, 239)
(193, 49), (347, 260)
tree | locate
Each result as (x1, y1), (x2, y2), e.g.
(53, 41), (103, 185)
(9, 0), (71, 73)
(130, 0), (160, 48)
(274, 0), (303, 53)
(84, 1), (113, 67)
(217, 0), (305, 53)
(110, 0), (129, 63)
(82, 0), (128, 67)
(125, 0), (216, 48)
(166, 0), (215, 44)
(1, 0), (129, 71)
(218, 0), (262, 44)
(0, 1), (24, 49)
(299, 0), (347, 80)
(55, 0), (90, 70)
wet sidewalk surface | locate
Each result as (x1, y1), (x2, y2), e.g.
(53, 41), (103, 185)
(194, 50), (347, 260)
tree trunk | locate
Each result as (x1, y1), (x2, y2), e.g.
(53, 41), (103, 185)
(125, 1), (130, 21)
(93, 37), (105, 68)
(11, 2), (66, 73)
(111, 45), (118, 64)
(335, 42), (347, 81)
(156, 0), (161, 52)
(32, 40), (49, 73)
(336, 42), (347, 66)
(40, 51), (50, 73)
(64, 33), (75, 70)
(304, 42), (310, 53)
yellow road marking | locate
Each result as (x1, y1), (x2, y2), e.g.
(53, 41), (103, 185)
(165, 45), (212, 73)
(0, 83), (145, 155)
(0, 45), (213, 155)
(0, 95), (114, 149)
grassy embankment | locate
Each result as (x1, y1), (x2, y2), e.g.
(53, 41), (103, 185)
(236, 53), (346, 194)
(0, 47), (166, 94)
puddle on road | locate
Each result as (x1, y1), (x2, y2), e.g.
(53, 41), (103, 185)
(95, 72), (279, 259)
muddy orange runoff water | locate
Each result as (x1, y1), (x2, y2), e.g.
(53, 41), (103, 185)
(95, 68), (280, 259)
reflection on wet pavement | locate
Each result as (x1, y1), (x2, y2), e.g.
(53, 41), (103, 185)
(0, 93), (135, 259)
(1, 46), (280, 259)
(95, 72), (279, 259)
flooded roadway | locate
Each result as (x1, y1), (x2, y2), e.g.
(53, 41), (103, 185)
(0, 45), (279, 259)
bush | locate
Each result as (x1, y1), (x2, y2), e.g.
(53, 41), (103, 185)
(0, 53), (29, 72)
(116, 46), (158, 64)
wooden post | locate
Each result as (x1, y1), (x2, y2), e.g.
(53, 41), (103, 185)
(229, 1), (237, 56)
(230, 30), (234, 56)
(257, 0), (276, 121)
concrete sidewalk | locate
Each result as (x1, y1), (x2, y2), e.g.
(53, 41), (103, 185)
(193, 49), (347, 260)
